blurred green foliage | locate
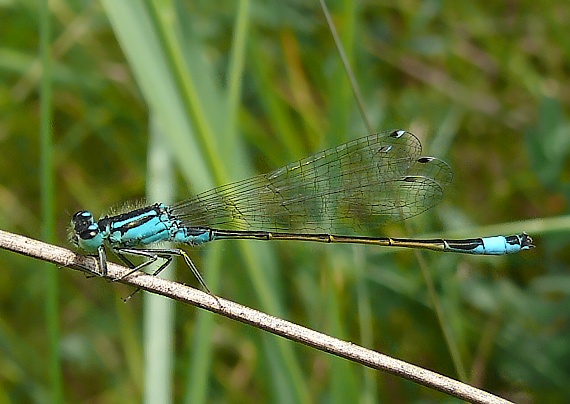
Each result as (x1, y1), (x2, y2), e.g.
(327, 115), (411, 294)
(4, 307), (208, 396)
(0, 0), (569, 402)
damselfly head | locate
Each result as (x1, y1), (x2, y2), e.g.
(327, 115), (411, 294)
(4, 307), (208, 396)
(69, 211), (103, 252)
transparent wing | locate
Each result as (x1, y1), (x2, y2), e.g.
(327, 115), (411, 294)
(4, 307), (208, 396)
(170, 130), (453, 233)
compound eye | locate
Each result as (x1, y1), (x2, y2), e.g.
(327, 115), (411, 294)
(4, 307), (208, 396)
(80, 230), (97, 240)
(73, 210), (93, 221)
(78, 223), (100, 240)
(72, 211), (95, 231)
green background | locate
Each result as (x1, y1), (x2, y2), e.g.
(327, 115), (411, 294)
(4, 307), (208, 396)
(1, 0), (568, 402)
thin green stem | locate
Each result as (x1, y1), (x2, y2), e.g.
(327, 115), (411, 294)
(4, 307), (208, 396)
(39, 0), (62, 401)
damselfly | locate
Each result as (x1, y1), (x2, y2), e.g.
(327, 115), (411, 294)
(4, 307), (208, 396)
(70, 130), (534, 292)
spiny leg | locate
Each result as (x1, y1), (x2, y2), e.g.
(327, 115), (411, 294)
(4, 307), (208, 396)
(121, 248), (213, 295)
(115, 252), (178, 302)
(111, 248), (163, 280)
(157, 248), (220, 307)
(113, 250), (136, 272)
(114, 247), (216, 300)
(111, 248), (168, 301)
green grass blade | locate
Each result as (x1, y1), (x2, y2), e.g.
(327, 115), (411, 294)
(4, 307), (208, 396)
(143, 116), (176, 403)
(39, 1), (62, 402)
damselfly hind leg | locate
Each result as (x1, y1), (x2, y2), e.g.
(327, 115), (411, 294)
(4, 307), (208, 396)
(113, 247), (214, 296)
(111, 248), (168, 280)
